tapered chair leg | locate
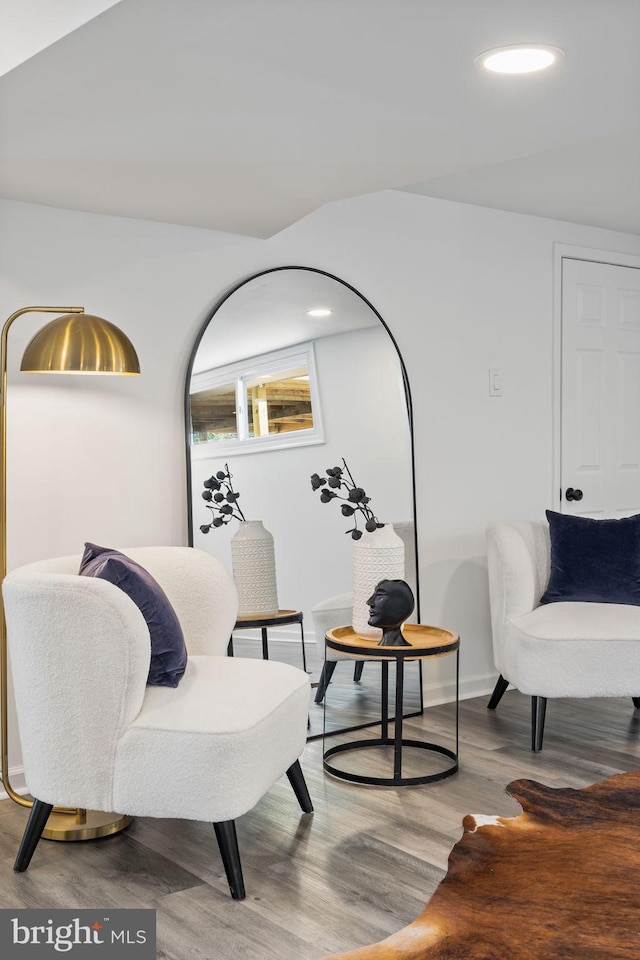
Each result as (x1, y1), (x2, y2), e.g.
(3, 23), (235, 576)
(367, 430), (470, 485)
(353, 661), (364, 682)
(286, 760), (313, 814)
(213, 820), (245, 900)
(14, 799), (53, 872)
(314, 661), (337, 703)
(633, 698), (640, 709)
(531, 696), (547, 752)
(487, 674), (509, 710)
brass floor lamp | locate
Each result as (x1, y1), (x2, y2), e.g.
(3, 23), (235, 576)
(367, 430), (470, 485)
(1, 306), (140, 840)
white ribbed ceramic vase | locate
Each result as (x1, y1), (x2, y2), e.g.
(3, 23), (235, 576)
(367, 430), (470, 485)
(231, 520), (279, 617)
(352, 524), (405, 639)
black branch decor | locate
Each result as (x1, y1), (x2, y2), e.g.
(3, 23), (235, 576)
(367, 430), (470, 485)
(200, 463), (246, 533)
(310, 459), (384, 540)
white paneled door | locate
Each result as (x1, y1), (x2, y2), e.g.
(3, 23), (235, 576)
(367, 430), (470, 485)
(562, 257), (640, 517)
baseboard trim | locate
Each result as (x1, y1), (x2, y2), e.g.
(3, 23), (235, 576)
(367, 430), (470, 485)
(0, 765), (28, 802)
(422, 671), (500, 708)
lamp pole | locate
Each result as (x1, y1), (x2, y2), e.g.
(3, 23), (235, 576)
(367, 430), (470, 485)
(0, 306), (139, 840)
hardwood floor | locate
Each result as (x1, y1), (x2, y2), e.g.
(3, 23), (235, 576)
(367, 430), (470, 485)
(2, 688), (640, 959)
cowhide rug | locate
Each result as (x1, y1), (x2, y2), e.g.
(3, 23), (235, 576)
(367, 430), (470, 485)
(322, 769), (640, 960)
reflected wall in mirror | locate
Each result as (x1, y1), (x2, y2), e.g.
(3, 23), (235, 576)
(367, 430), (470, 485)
(185, 267), (420, 738)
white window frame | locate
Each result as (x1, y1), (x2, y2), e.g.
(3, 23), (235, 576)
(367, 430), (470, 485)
(190, 342), (324, 458)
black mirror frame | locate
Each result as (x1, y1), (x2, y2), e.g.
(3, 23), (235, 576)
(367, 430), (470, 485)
(183, 266), (422, 731)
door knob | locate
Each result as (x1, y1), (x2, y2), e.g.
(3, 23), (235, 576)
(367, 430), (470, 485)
(565, 487), (583, 502)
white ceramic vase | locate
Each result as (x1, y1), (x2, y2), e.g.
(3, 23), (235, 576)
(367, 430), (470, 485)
(352, 523), (405, 639)
(231, 520), (279, 617)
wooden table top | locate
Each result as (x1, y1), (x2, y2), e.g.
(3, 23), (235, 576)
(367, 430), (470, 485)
(234, 609), (302, 627)
(326, 624), (459, 659)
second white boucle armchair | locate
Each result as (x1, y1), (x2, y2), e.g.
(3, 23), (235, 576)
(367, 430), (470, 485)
(3, 546), (312, 899)
(486, 520), (640, 750)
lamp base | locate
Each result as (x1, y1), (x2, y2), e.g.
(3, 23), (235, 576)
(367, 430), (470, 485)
(42, 809), (133, 842)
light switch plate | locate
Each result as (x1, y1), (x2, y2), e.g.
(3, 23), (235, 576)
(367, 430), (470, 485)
(489, 368), (502, 396)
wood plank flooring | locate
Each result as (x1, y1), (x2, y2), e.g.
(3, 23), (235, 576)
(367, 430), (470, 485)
(2, 685), (640, 959)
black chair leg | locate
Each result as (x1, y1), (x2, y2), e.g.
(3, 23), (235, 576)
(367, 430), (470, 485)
(487, 674), (509, 710)
(531, 696), (547, 752)
(314, 661), (337, 704)
(286, 760), (313, 814)
(14, 799), (53, 872)
(213, 820), (245, 900)
(353, 661), (364, 682)
(633, 697), (640, 709)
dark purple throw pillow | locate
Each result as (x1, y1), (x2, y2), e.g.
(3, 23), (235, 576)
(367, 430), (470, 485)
(79, 543), (187, 687)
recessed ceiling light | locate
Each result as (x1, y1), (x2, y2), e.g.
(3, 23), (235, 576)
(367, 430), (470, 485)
(306, 308), (333, 318)
(476, 44), (564, 74)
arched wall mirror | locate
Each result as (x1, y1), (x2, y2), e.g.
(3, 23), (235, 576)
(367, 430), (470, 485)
(185, 267), (421, 738)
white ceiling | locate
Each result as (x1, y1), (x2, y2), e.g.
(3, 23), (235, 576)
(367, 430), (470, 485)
(0, 0), (638, 239)
(0, 0), (122, 76)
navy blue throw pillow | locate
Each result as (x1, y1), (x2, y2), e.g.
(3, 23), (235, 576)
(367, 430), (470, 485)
(540, 510), (640, 606)
(79, 543), (187, 687)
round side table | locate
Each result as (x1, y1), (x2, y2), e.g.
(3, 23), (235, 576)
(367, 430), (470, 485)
(228, 609), (307, 672)
(323, 624), (459, 787)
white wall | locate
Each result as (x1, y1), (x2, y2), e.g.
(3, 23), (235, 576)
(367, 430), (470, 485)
(2, 190), (640, 778)
(190, 324), (413, 630)
(0, 200), (259, 570)
(285, 192), (640, 700)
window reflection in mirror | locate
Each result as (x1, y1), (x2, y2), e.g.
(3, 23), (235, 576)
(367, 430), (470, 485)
(190, 342), (322, 452)
(246, 369), (312, 437)
(191, 382), (237, 443)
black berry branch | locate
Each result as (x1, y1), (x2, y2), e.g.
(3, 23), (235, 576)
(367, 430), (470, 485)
(200, 463), (246, 533)
(310, 458), (384, 540)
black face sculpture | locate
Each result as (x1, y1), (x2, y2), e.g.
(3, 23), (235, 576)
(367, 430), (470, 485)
(366, 579), (414, 646)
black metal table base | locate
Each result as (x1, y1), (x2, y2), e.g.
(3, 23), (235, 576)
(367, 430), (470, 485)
(323, 738), (458, 787)
(322, 635), (459, 787)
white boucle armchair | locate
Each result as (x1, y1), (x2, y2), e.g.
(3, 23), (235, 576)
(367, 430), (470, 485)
(486, 520), (640, 750)
(3, 546), (312, 899)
